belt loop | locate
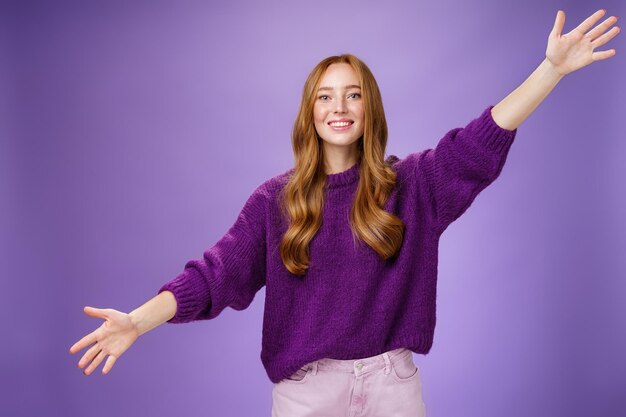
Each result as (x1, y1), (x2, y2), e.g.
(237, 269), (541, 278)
(311, 360), (318, 375)
(383, 352), (391, 375)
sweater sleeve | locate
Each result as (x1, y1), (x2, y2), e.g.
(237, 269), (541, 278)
(418, 105), (517, 235)
(157, 183), (268, 323)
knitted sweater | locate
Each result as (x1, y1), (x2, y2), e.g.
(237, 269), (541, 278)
(158, 105), (517, 384)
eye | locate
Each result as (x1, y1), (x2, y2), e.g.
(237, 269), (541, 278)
(318, 95), (329, 101)
(349, 93), (361, 99)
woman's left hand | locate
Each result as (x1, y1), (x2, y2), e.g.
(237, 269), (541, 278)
(546, 9), (620, 76)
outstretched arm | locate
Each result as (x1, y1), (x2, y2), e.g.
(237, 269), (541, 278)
(491, 9), (620, 131)
(69, 291), (177, 375)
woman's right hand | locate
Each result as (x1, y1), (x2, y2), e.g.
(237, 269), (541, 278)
(69, 306), (140, 375)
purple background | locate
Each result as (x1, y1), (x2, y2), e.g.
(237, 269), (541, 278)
(2, 0), (625, 416)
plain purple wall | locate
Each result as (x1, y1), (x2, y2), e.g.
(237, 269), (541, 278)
(2, 0), (625, 416)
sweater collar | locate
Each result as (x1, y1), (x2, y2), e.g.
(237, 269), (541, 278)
(325, 159), (360, 188)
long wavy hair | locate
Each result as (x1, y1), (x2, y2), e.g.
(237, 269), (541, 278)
(279, 54), (405, 276)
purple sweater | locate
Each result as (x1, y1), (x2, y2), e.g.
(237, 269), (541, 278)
(158, 105), (517, 383)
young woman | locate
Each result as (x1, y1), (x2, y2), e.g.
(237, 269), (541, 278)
(70, 9), (619, 417)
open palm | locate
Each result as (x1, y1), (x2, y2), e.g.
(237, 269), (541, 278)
(546, 9), (620, 76)
(69, 306), (139, 375)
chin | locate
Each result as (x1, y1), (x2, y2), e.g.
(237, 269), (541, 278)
(324, 139), (361, 147)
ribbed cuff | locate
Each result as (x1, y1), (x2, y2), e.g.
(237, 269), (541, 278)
(158, 267), (212, 323)
(466, 105), (517, 154)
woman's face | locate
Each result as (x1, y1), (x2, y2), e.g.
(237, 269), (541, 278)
(313, 63), (365, 153)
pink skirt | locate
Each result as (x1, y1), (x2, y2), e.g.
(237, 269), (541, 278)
(271, 347), (427, 417)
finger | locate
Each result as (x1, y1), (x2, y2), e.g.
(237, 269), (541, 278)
(591, 25), (621, 47)
(101, 355), (118, 374)
(69, 331), (97, 354)
(551, 10), (566, 37)
(83, 306), (109, 319)
(575, 9), (606, 35)
(591, 49), (617, 61)
(78, 341), (101, 369)
(84, 350), (107, 376)
(585, 15), (619, 41)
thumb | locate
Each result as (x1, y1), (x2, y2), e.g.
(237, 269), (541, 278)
(83, 306), (108, 319)
(552, 10), (565, 37)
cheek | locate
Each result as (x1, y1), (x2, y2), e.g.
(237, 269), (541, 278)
(354, 106), (365, 134)
(313, 107), (326, 126)
(351, 103), (364, 121)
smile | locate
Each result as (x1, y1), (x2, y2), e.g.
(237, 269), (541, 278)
(328, 121), (354, 131)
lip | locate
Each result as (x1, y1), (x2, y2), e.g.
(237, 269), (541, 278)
(328, 124), (353, 131)
(327, 119), (355, 131)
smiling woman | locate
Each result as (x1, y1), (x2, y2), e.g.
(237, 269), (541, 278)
(313, 64), (365, 174)
(280, 53), (404, 278)
(68, 7), (620, 417)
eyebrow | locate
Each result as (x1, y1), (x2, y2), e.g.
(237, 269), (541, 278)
(317, 84), (361, 92)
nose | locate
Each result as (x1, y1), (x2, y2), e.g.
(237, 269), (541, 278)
(333, 96), (347, 113)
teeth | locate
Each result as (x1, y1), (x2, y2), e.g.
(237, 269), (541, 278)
(330, 121), (352, 127)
